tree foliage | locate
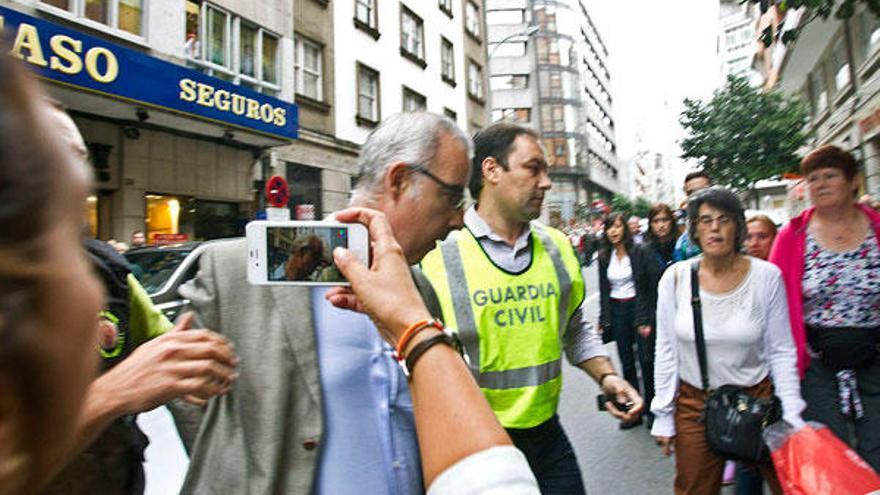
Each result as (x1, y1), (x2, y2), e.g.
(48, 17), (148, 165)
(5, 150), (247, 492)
(743, 0), (880, 43)
(609, 195), (652, 218)
(679, 75), (811, 191)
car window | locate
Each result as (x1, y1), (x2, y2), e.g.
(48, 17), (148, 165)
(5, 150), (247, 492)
(125, 249), (193, 294)
(181, 255), (201, 287)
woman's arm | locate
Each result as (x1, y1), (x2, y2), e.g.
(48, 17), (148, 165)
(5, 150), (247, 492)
(633, 244), (653, 330)
(762, 266), (806, 429)
(597, 255), (611, 331)
(650, 264), (681, 452)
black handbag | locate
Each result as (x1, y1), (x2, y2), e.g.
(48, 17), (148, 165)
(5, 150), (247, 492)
(689, 262), (782, 463)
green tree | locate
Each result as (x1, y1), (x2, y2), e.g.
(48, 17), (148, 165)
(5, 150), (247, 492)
(632, 198), (653, 218)
(679, 74), (811, 196)
(611, 194), (633, 217)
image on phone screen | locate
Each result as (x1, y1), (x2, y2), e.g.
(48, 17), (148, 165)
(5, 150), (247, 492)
(267, 226), (349, 282)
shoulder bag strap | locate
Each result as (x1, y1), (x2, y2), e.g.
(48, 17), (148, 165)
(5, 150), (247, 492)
(690, 261), (711, 391)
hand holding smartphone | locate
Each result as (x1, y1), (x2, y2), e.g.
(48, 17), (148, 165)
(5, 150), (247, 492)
(246, 220), (369, 285)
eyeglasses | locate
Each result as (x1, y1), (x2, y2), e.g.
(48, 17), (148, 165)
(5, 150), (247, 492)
(410, 166), (468, 210)
(696, 214), (733, 227)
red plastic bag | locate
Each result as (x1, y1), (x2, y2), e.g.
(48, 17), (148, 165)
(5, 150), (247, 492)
(766, 422), (880, 495)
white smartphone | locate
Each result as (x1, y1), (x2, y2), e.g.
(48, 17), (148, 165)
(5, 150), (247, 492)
(246, 220), (369, 285)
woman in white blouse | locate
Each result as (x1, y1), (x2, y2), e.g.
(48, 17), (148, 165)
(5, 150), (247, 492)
(650, 187), (804, 495)
(598, 213), (645, 429)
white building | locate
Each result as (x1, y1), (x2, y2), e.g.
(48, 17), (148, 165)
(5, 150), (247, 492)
(333, 0), (488, 144)
(718, 0), (761, 84)
(486, 0), (620, 224)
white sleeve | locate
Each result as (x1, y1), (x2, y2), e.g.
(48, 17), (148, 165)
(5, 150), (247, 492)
(426, 446), (540, 495)
(762, 266), (806, 429)
(650, 263), (681, 438)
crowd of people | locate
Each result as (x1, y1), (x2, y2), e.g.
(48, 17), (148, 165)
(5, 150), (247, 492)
(2, 43), (880, 495)
(581, 151), (880, 494)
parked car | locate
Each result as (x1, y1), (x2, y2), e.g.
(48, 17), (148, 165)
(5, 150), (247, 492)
(125, 240), (232, 321)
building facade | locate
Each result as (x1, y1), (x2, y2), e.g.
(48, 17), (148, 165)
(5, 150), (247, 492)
(631, 151), (678, 207)
(718, 0), (761, 84)
(761, 5), (880, 196)
(1, 0), (300, 242)
(333, 0), (488, 144)
(486, 0), (620, 224)
(1, 0), (491, 242)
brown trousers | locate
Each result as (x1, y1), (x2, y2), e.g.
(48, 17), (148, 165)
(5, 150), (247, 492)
(673, 379), (783, 495)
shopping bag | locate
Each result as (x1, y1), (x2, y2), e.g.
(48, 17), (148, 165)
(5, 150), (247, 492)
(764, 422), (880, 495)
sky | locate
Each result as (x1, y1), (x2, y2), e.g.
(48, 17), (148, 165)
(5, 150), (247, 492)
(585, 1), (722, 165)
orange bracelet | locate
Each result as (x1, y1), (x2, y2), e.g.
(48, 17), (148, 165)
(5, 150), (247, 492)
(395, 319), (444, 359)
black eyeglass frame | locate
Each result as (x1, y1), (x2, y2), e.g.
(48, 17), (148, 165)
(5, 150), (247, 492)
(408, 165), (468, 210)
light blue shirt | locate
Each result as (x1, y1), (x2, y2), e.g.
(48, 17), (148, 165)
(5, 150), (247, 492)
(311, 287), (423, 495)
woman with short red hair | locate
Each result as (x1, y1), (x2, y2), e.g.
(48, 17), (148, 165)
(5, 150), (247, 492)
(770, 144), (880, 471)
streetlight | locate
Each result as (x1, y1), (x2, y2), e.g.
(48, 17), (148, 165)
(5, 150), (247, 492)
(488, 24), (539, 58)
(487, 24), (540, 122)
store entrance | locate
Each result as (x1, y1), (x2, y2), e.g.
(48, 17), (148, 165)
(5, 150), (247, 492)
(145, 193), (246, 244)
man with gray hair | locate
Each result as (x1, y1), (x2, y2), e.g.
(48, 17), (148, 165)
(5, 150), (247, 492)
(179, 112), (470, 494)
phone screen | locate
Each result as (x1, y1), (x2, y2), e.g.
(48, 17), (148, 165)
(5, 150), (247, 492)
(267, 226), (349, 283)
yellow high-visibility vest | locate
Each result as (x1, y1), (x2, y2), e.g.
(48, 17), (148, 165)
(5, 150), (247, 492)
(420, 222), (585, 428)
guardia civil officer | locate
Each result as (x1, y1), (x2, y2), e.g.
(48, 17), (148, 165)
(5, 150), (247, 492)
(421, 123), (643, 494)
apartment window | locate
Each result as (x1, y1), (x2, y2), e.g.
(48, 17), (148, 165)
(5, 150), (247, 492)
(206, 4), (228, 67)
(492, 108), (530, 123)
(486, 9), (524, 24)
(467, 59), (484, 100)
(441, 38), (456, 84)
(811, 68), (828, 115)
(489, 41), (526, 57)
(831, 37), (851, 91)
(41, 0), (144, 36)
(355, 0), (379, 36)
(439, 0), (452, 17)
(465, 1), (481, 39)
(400, 6), (425, 65)
(444, 108), (458, 121)
(184, 2), (280, 94)
(357, 63), (380, 125)
(295, 37), (323, 101)
(860, 10), (880, 61)
(402, 86), (427, 112)
(540, 105), (564, 131)
(240, 22), (258, 78)
(490, 74), (528, 90)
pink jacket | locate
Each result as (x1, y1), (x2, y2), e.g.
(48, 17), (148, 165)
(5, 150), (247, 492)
(769, 204), (880, 378)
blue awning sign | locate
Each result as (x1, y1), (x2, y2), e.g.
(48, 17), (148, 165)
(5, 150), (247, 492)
(0, 6), (298, 140)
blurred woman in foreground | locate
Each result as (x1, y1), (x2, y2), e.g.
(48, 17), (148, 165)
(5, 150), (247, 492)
(0, 53), (104, 494)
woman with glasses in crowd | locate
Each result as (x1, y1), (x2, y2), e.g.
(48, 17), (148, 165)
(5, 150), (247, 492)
(632, 203), (678, 429)
(598, 212), (644, 429)
(770, 145), (880, 472)
(651, 187), (804, 495)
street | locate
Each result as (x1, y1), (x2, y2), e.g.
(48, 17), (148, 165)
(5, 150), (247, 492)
(558, 262), (676, 493)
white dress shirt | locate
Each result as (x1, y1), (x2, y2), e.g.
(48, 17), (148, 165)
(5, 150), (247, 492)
(650, 257), (806, 437)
